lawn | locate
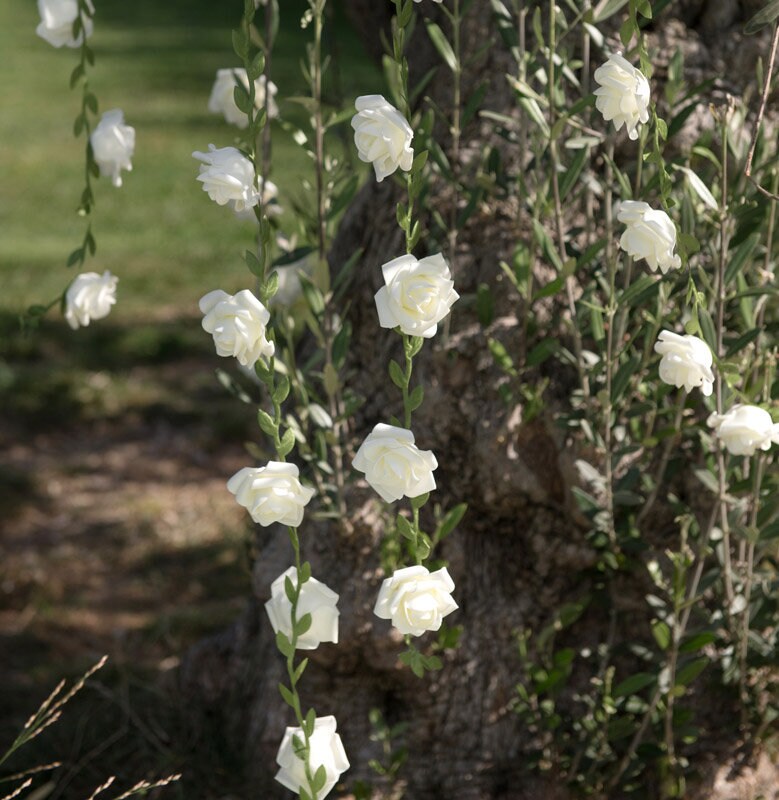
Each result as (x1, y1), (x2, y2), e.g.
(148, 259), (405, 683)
(0, 0), (380, 316)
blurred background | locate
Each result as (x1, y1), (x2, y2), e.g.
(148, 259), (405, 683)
(0, 0), (378, 796)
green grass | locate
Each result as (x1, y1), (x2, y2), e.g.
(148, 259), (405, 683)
(0, 0), (380, 317)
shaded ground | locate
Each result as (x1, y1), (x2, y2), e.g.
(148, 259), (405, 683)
(0, 313), (261, 799)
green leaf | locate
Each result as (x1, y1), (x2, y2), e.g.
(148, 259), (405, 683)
(411, 491), (429, 510)
(408, 385), (424, 412)
(613, 672), (656, 698)
(233, 84), (252, 115)
(232, 26), (249, 58)
(295, 613), (312, 636)
(272, 375), (290, 405)
(304, 707), (317, 736)
(675, 657), (708, 687)
(285, 575), (297, 603)
(278, 682), (296, 707)
(744, 0), (779, 34)
(299, 275), (325, 316)
(526, 338), (559, 367)
(312, 765), (327, 793)
(437, 503), (467, 539)
(293, 658), (308, 683)
(389, 359), (407, 389)
(396, 514), (416, 540)
(425, 20), (457, 71)
(651, 619), (671, 650)
(679, 631), (717, 653)
(257, 409), (277, 436)
(278, 428), (296, 457)
(275, 631), (294, 657)
(248, 50), (265, 81)
(299, 561), (312, 584)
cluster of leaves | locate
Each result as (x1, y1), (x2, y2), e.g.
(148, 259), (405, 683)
(456, 0), (779, 796)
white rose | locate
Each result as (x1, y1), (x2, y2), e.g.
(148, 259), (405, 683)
(351, 95), (414, 182)
(617, 201), (681, 274)
(227, 462), (315, 527)
(654, 330), (714, 396)
(90, 109), (135, 188)
(36, 0), (93, 48)
(275, 715), (349, 800)
(231, 179), (281, 220)
(199, 288), (274, 367)
(375, 252), (459, 338)
(64, 271), (117, 330)
(707, 405), (779, 456)
(265, 567), (339, 650)
(352, 423), (437, 503)
(593, 53), (650, 141)
(208, 69), (279, 129)
(192, 144), (260, 211)
(374, 565), (458, 637)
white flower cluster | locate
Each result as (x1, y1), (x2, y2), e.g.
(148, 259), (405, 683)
(36, 0), (93, 48)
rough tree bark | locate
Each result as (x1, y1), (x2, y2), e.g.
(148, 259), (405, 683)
(180, 2), (778, 798)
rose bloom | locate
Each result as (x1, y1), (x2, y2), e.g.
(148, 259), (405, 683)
(90, 110), (135, 188)
(707, 405), (779, 456)
(353, 423), (437, 503)
(208, 69), (279, 129)
(36, 0), (93, 48)
(593, 53), (650, 141)
(228, 462), (315, 527)
(617, 201), (681, 274)
(192, 144), (260, 211)
(265, 566), (339, 650)
(64, 271), (117, 330)
(199, 289), (274, 367)
(351, 95), (414, 182)
(275, 715), (349, 799)
(375, 252), (459, 338)
(374, 565), (458, 637)
(654, 330), (714, 396)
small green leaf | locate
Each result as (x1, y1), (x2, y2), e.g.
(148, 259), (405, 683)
(273, 375), (290, 405)
(613, 672), (656, 698)
(396, 514), (416, 540)
(389, 359), (407, 389)
(408, 385), (424, 411)
(278, 682), (296, 707)
(285, 575), (297, 603)
(651, 620), (671, 650)
(295, 613), (312, 636)
(437, 503), (467, 539)
(744, 0), (779, 34)
(275, 631), (294, 657)
(278, 428), (296, 457)
(425, 20), (457, 71)
(258, 409), (277, 436)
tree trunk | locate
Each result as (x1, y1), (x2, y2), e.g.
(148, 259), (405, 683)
(179, 2), (779, 798)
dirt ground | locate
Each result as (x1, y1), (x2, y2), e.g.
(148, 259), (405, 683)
(0, 312), (259, 799)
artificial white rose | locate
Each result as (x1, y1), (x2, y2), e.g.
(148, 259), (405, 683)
(90, 109), (135, 188)
(617, 201), (681, 274)
(231, 179), (281, 220)
(275, 715), (349, 800)
(265, 566), (339, 650)
(707, 405), (779, 456)
(351, 95), (414, 182)
(654, 330), (714, 396)
(374, 565), (458, 637)
(199, 288), (274, 367)
(64, 270), (117, 330)
(593, 53), (650, 141)
(192, 144), (260, 211)
(208, 69), (279, 129)
(375, 252), (459, 338)
(352, 423), (437, 503)
(227, 462), (315, 527)
(36, 0), (93, 48)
